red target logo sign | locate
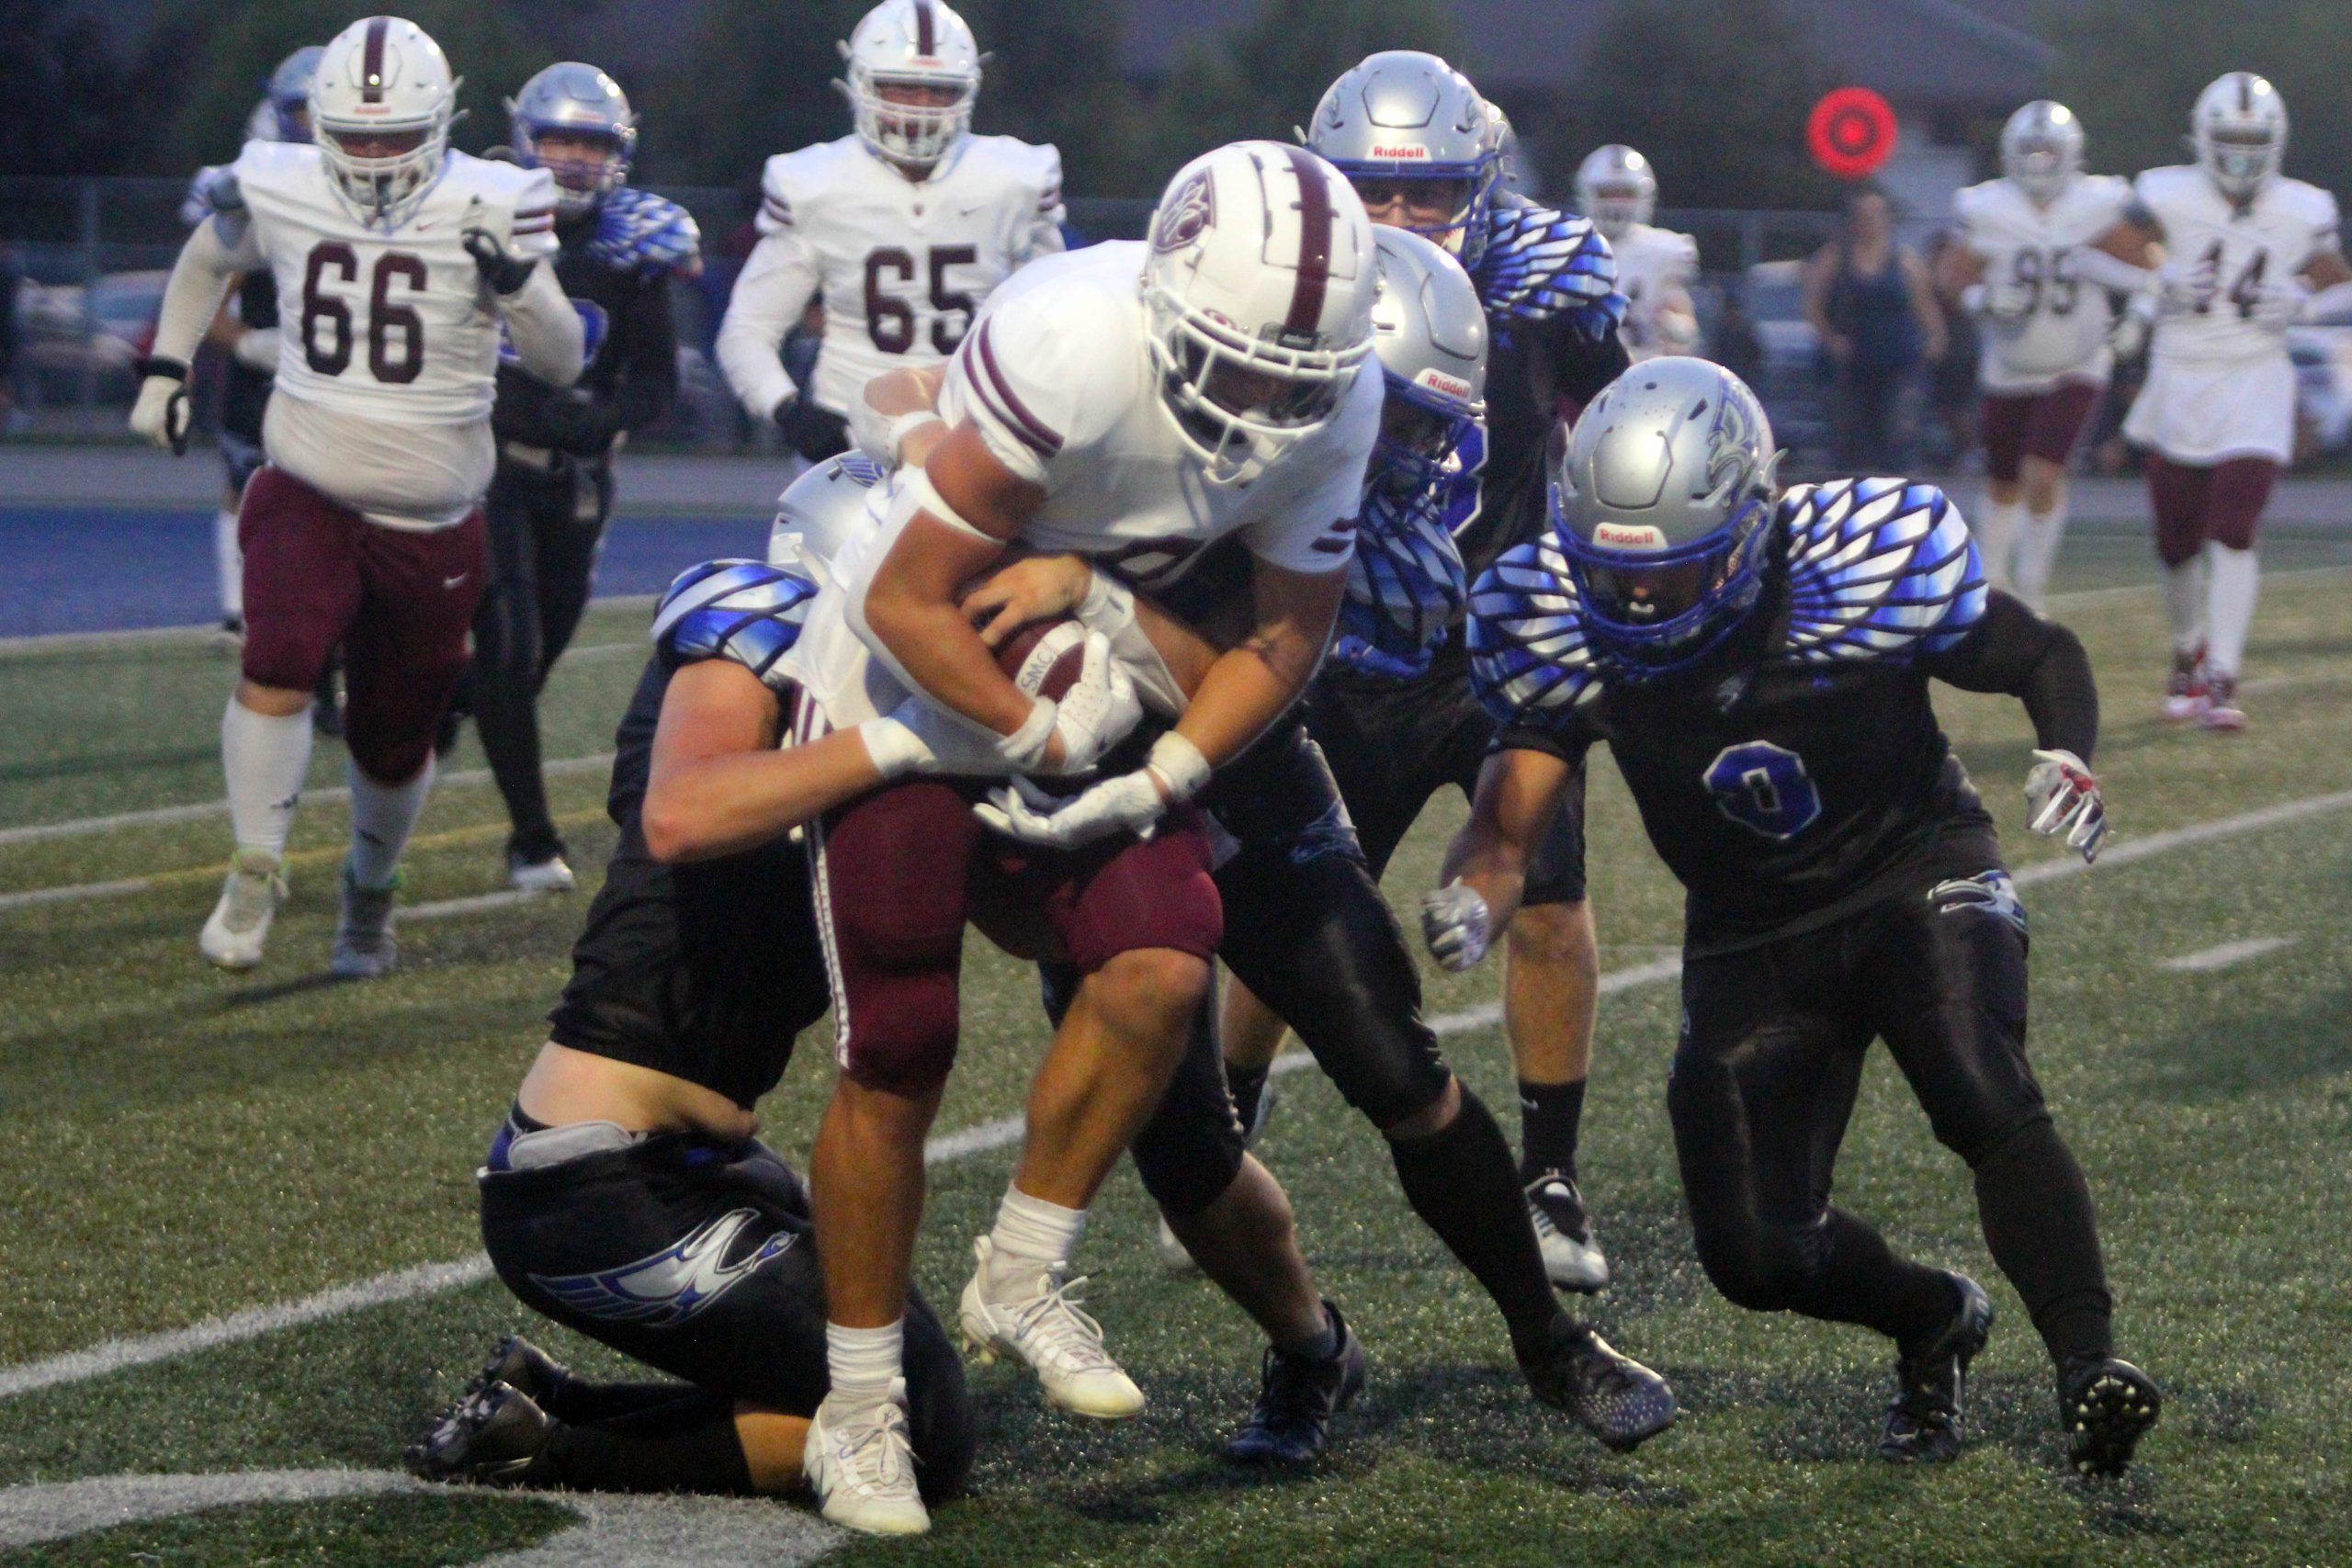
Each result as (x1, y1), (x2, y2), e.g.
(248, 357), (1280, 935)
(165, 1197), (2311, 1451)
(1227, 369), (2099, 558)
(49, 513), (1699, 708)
(1807, 87), (1898, 180)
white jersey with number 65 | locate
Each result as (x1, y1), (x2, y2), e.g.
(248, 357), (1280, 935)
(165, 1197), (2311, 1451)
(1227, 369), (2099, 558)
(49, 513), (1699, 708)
(716, 133), (1064, 423)
(1953, 174), (2131, 391)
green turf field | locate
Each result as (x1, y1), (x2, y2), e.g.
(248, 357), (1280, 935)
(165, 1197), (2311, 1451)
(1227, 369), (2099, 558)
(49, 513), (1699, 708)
(3, 520), (2350, 1566)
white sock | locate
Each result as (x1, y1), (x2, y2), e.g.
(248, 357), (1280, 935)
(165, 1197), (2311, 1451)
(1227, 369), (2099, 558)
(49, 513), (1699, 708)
(221, 699), (313, 858)
(1974, 499), (2024, 593)
(982, 1184), (1089, 1301)
(2014, 498), (2067, 613)
(214, 509), (243, 619)
(345, 753), (435, 888)
(2162, 557), (2208, 657)
(825, 1319), (903, 1414)
(2205, 543), (2259, 679)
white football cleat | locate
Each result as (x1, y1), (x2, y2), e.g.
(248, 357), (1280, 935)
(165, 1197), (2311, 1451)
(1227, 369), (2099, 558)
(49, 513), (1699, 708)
(959, 1236), (1145, 1419)
(329, 865), (400, 979)
(2199, 671), (2247, 731)
(1527, 1172), (1611, 1293)
(2160, 645), (2210, 722)
(198, 847), (288, 970)
(507, 852), (576, 893)
(803, 1392), (928, 1536)
(1153, 1214), (1201, 1274)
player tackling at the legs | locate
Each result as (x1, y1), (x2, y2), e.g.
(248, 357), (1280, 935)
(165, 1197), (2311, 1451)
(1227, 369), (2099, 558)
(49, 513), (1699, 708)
(130, 15), (584, 978)
(1432, 355), (2160, 1477)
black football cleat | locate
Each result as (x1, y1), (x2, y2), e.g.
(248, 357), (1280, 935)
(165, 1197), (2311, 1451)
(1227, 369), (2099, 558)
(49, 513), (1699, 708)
(1522, 1317), (1676, 1453)
(405, 1381), (555, 1486)
(465, 1335), (577, 1411)
(1879, 1272), (1994, 1464)
(2059, 1355), (2161, 1478)
(1224, 1301), (1366, 1466)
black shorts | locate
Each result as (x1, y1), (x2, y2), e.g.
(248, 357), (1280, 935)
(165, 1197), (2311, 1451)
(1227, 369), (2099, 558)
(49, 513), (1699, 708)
(478, 1123), (974, 1503)
(1307, 660), (1587, 907)
(546, 819), (831, 1111)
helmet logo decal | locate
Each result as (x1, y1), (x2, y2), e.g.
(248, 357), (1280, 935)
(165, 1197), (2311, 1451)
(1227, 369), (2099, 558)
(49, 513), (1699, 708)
(1154, 168), (1216, 252)
(1594, 522), (1666, 550)
(360, 17), (389, 102)
(1371, 144), (1430, 160)
(1415, 367), (1472, 399)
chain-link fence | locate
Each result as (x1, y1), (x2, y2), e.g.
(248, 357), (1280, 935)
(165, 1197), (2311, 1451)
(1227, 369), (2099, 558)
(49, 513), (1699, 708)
(0, 175), (1840, 451)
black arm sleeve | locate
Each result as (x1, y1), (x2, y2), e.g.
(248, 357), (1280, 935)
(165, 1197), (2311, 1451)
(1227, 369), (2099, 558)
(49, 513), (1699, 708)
(492, 275), (677, 456)
(1548, 319), (1632, 412)
(1922, 590), (2100, 761)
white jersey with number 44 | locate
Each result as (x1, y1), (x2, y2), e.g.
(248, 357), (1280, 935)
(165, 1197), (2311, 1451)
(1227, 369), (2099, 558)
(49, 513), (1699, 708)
(2137, 164), (2339, 367)
(718, 134), (1064, 422)
(1953, 174), (2132, 390)
(232, 140), (559, 423)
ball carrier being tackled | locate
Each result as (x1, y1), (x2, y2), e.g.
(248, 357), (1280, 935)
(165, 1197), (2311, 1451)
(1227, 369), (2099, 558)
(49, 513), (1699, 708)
(1431, 356), (2159, 1477)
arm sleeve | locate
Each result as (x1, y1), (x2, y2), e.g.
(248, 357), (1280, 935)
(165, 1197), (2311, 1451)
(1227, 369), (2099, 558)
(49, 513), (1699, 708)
(1547, 318), (1632, 412)
(150, 214), (263, 367)
(716, 228), (820, 420)
(1921, 589), (2100, 761)
(613, 273), (681, 434)
(1019, 146), (1068, 264)
(499, 262), (586, 387)
(1492, 716), (1594, 772)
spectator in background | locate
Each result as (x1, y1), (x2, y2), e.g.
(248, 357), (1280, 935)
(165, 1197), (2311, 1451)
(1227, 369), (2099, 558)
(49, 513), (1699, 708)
(1924, 229), (1984, 473)
(1712, 287), (1765, 390)
(0, 240), (23, 436)
(1804, 185), (1945, 471)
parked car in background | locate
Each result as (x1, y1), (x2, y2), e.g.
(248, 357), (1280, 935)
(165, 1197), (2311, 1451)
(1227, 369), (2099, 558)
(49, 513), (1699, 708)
(12, 269), (164, 404)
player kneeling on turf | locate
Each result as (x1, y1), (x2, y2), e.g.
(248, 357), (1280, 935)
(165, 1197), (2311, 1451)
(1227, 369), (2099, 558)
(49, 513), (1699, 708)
(1430, 356), (2160, 1477)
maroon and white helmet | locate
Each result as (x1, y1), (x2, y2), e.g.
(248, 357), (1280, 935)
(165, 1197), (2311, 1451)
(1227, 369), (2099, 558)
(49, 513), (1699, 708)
(310, 16), (457, 230)
(1141, 141), (1377, 483)
(839, 0), (982, 167)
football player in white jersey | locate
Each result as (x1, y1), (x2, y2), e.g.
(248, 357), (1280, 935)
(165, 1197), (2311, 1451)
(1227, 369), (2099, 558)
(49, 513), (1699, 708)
(715, 0), (1063, 463)
(1576, 143), (1699, 361)
(776, 141), (1376, 1534)
(2091, 73), (2352, 728)
(1939, 102), (2133, 613)
(129, 15), (583, 977)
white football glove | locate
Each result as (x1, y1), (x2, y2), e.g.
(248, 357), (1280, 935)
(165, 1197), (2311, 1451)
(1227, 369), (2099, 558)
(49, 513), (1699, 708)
(2024, 748), (2107, 863)
(128, 359), (192, 455)
(232, 325), (281, 374)
(974, 731), (1210, 849)
(1420, 879), (1493, 972)
(1026, 631), (1143, 779)
(2154, 255), (2214, 316)
(2251, 277), (2311, 333)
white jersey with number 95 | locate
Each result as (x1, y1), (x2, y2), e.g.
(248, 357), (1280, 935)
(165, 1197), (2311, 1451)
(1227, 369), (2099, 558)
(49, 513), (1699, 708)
(1953, 174), (2131, 390)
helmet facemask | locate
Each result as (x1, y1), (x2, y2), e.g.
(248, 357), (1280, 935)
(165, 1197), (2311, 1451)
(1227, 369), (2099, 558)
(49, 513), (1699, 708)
(1557, 492), (1773, 677)
(1582, 182), (1650, 242)
(1145, 286), (1366, 486)
(314, 118), (449, 230)
(1348, 172), (1491, 261)
(1373, 375), (1473, 494)
(2200, 123), (2283, 201)
(850, 66), (976, 167)
(520, 124), (631, 218)
(2004, 135), (2075, 205)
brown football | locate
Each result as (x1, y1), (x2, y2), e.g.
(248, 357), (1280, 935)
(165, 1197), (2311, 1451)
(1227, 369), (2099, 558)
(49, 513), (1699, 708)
(996, 615), (1089, 702)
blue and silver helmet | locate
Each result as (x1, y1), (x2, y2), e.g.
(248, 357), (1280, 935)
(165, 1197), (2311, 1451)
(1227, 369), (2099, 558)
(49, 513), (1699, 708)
(1368, 226), (1487, 494)
(508, 62), (638, 219)
(1305, 51), (1501, 270)
(266, 46), (323, 143)
(1551, 356), (1781, 678)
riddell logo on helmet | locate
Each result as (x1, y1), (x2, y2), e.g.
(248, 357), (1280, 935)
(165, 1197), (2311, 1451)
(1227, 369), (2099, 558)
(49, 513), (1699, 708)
(1371, 144), (1430, 160)
(1416, 368), (1472, 399)
(1154, 169), (1216, 252)
(1594, 522), (1667, 549)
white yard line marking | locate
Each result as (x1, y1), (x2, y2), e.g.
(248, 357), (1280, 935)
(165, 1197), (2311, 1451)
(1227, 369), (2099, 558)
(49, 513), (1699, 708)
(0, 875), (152, 912)
(0, 595), (662, 659)
(0, 791), (2347, 1401)
(0, 1468), (842, 1565)
(0, 754), (618, 850)
(2158, 936), (2294, 972)
(2039, 562), (2352, 612)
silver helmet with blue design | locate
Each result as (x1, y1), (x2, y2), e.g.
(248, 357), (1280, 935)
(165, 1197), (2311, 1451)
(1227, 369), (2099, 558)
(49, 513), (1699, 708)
(1552, 356), (1782, 676)
(1306, 51), (1500, 269)
(508, 62), (638, 218)
(769, 453), (886, 584)
(266, 46), (323, 143)
(1369, 226), (1486, 492)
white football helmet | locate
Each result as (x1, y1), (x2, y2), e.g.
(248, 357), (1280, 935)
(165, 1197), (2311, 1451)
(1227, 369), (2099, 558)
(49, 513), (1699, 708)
(1141, 141), (1378, 484)
(311, 16), (457, 230)
(1575, 145), (1657, 242)
(839, 0), (981, 167)
(770, 453), (887, 584)
(2192, 72), (2287, 203)
(2001, 101), (2083, 205)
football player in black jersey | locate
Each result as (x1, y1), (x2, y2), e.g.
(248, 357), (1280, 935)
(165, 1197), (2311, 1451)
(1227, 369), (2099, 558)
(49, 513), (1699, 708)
(466, 64), (699, 893)
(408, 465), (1369, 1533)
(1272, 51), (1635, 1284)
(1432, 356), (2158, 1477)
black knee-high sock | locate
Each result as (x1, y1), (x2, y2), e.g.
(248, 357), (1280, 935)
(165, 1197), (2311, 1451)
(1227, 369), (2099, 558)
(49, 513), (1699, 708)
(1387, 1086), (1563, 1363)
(1517, 1077), (1587, 1183)
(1790, 1208), (1963, 1352)
(529, 1392), (755, 1495)
(537, 1377), (707, 1427)
(1972, 1118), (2113, 1365)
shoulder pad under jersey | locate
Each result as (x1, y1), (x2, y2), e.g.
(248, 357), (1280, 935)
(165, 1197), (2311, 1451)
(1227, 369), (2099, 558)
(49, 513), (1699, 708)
(651, 558), (819, 688)
(1476, 197), (1626, 335)
(1467, 534), (1603, 726)
(1778, 479), (1986, 662)
(584, 186), (702, 279)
